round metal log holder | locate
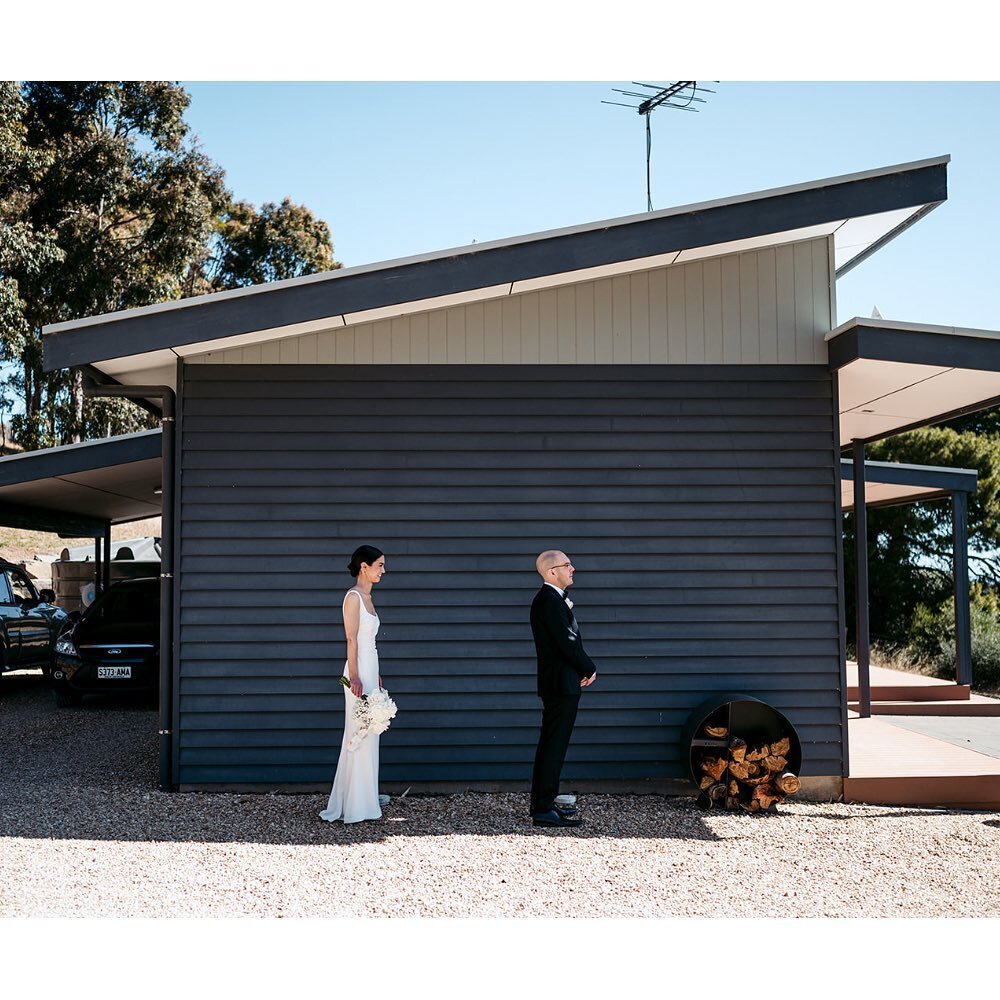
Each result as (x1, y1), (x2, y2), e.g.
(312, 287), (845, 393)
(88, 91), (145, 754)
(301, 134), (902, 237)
(680, 693), (802, 808)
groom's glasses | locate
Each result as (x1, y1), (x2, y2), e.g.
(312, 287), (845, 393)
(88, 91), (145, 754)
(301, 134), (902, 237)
(550, 562), (573, 570)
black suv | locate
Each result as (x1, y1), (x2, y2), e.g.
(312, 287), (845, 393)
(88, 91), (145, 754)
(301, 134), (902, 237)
(51, 577), (160, 707)
(0, 559), (67, 687)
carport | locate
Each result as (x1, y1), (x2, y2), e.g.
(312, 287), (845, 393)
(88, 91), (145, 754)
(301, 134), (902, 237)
(0, 429), (163, 591)
(0, 429), (168, 785)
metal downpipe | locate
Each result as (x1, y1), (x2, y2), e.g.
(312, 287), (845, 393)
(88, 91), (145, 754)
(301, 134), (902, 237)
(82, 379), (175, 792)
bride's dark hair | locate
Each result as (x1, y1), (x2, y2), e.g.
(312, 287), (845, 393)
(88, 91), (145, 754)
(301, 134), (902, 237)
(348, 544), (384, 578)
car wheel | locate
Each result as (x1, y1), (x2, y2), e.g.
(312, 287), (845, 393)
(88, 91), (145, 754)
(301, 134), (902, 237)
(53, 687), (82, 708)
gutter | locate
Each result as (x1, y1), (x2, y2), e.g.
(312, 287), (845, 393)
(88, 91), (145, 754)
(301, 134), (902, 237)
(82, 377), (175, 793)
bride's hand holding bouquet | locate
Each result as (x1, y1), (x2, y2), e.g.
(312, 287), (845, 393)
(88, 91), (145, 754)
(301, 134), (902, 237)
(339, 676), (398, 752)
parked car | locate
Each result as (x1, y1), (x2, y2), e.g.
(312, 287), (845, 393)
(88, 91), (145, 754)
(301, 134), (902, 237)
(51, 577), (159, 707)
(0, 559), (68, 689)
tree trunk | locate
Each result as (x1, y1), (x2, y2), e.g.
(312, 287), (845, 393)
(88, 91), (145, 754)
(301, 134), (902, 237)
(70, 367), (83, 443)
(23, 356), (33, 422)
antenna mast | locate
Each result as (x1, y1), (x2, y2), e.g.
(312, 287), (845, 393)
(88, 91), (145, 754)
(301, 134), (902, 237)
(603, 81), (715, 211)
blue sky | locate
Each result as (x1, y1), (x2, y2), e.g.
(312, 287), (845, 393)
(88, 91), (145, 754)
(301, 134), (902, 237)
(181, 80), (1000, 332)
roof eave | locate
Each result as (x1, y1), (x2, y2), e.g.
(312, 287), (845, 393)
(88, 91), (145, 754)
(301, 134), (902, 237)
(42, 155), (950, 373)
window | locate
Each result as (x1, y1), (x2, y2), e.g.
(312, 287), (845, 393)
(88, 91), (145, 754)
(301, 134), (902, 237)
(5, 571), (35, 604)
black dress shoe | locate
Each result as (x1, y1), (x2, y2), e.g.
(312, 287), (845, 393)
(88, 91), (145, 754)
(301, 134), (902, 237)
(532, 809), (583, 828)
(528, 804), (578, 818)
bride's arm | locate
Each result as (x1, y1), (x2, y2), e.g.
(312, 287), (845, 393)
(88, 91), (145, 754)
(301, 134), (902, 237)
(343, 592), (364, 697)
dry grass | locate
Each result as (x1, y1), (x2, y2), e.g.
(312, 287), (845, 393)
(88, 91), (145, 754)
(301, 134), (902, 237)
(869, 644), (1000, 700)
(870, 643), (936, 677)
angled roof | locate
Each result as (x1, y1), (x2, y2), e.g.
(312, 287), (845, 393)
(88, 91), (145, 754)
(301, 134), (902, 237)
(42, 155), (950, 385)
(830, 317), (1000, 444)
(0, 430), (162, 534)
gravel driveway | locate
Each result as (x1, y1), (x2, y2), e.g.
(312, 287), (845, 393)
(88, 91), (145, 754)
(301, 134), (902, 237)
(3, 672), (1000, 917)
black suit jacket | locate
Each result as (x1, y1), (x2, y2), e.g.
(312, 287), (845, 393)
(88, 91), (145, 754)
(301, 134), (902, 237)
(530, 585), (597, 698)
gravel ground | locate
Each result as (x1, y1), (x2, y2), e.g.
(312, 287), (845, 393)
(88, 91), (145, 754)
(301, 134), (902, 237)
(3, 672), (1000, 918)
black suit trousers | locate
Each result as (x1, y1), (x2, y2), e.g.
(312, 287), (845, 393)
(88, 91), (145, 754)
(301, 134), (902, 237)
(530, 691), (581, 814)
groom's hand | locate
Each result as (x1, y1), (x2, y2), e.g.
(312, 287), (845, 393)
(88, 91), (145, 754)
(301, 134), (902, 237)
(581, 672), (597, 687)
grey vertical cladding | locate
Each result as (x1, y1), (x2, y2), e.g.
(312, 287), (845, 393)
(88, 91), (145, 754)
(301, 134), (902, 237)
(177, 364), (843, 785)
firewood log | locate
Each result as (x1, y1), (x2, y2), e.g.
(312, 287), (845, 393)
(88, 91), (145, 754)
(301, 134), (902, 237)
(762, 754), (788, 773)
(770, 737), (791, 757)
(746, 800), (761, 813)
(728, 737), (747, 763)
(728, 779), (739, 796)
(774, 771), (800, 795)
(745, 774), (772, 786)
(746, 745), (768, 762)
(708, 782), (727, 802)
(725, 795), (740, 810)
(745, 761), (760, 777)
(728, 760), (751, 782)
(699, 774), (715, 790)
(699, 756), (728, 781)
(703, 724), (728, 739)
(751, 783), (783, 810)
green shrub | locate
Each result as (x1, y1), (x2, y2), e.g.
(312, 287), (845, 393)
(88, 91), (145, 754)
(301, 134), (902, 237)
(906, 584), (1000, 690)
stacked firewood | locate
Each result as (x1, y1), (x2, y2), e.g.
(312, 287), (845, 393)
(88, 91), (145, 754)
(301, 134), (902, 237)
(696, 726), (800, 812)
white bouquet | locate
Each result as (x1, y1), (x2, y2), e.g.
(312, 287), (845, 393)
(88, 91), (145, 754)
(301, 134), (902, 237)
(339, 677), (398, 752)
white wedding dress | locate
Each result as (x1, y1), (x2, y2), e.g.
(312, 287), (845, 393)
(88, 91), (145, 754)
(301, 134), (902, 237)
(320, 590), (382, 824)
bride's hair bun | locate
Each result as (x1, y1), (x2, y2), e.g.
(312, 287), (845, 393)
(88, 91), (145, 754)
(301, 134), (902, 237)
(348, 543), (384, 578)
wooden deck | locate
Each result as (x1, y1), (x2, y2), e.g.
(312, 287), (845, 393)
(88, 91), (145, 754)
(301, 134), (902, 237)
(841, 662), (1000, 807)
(845, 715), (1000, 809)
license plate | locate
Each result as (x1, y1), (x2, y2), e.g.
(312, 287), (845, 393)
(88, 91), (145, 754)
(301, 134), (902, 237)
(98, 666), (132, 679)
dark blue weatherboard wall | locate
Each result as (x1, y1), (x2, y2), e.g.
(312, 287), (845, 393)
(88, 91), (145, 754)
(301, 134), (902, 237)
(175, 363), (844, 786)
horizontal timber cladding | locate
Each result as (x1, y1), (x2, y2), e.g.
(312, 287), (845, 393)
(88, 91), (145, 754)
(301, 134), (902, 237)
(176, 364), (844, 786)
(185, 239), (832, 368)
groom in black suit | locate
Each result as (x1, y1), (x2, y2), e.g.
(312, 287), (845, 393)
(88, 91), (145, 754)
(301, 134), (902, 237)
(529, 550), (597, 828)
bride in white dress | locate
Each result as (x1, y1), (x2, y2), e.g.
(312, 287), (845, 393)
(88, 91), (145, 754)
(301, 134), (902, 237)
(320, 545), (385, 824)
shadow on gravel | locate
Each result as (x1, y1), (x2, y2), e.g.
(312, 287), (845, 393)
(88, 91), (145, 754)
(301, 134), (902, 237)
(1, 675), (726, 846)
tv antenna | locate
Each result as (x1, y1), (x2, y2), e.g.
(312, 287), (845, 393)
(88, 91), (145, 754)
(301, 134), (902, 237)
(603, 81), (715, 212)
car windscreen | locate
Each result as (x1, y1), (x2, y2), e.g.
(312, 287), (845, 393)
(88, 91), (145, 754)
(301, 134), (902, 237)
(86, 584), (159, 625)
(6, 570), (36, 603)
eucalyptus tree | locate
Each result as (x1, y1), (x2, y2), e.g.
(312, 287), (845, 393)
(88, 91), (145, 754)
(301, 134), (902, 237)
(1, 82), (339, 448)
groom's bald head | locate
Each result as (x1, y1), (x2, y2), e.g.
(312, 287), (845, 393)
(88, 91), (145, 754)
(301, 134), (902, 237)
(536, 550), (574, 590)
(536, 550), (566, 577)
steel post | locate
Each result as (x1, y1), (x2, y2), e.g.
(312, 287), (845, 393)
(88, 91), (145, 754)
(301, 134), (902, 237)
(953, 491), (973, 686)
(853, 441), (871, 718)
